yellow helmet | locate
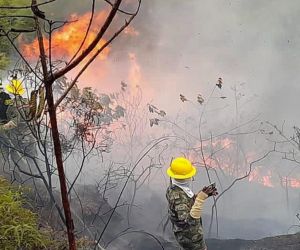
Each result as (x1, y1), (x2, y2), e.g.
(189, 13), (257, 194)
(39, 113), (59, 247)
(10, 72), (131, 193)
(167, 157), (197, 179)
(6, 79), (25, 95)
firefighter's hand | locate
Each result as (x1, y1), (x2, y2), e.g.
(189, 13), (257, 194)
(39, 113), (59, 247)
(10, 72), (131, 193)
(0, 125), (8, 132)
(202, 185), (218, 197)
(0, 121), (17, 131)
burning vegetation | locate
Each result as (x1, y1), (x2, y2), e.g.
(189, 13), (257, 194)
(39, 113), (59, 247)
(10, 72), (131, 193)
(20, 11), (111, 61)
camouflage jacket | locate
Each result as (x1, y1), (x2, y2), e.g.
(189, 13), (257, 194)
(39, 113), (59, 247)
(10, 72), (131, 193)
(7, 96), (31, 131)
(0, 92), (12, 124)
(166, 184), (206, 250)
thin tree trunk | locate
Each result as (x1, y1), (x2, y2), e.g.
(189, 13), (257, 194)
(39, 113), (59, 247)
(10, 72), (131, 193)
(31, 1), (77, 247)
(45, 83), (76, 250)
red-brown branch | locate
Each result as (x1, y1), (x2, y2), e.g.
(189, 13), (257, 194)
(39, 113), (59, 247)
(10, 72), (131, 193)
(53, 0), (123, 80)
(45, 84), (76, 249)
(32, 0), (77, 248)
(54, 0), (141, 109)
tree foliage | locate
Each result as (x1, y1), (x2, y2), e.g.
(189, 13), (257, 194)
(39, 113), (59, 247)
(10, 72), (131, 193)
(0, 0), (34, 70)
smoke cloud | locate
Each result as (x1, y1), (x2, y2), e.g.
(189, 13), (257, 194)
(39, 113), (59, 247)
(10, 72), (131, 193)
(21, 0), (300, 246)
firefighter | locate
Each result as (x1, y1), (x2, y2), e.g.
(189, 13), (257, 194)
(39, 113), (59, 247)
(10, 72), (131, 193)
(0, 77), (37, 182)
(166, 157), (218, 250)
(0, 80), (14, 177)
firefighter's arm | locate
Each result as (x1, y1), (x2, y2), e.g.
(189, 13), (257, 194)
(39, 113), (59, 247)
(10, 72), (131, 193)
(0, 120), (17, 131)
(190, 186), (218, 219)
(190, 191), (208, 219)
(6, 105), (20, 128)
(0, 104), (18, 131)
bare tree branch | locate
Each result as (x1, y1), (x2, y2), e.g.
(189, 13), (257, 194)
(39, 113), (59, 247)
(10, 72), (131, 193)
(53, 0), (123, 80)
(54, 0), (141, 109)
(67, 0), (96, 65)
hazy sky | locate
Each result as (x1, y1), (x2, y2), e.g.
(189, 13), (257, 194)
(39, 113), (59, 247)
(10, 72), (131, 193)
(136, 0), (299, 125)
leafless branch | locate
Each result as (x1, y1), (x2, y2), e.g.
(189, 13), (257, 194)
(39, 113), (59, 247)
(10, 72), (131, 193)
(67, 0), (96, 65)
(52, 0), (123, 80)
(54, 0), (142, 109)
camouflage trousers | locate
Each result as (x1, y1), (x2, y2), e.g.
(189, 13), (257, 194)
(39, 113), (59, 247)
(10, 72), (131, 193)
(0, 131), (37, 183)
(0, 134), (11, 178)
(174, 229), (207, 250)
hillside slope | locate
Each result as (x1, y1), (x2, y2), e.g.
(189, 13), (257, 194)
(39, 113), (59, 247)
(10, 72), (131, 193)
(207, 233), (300, 250)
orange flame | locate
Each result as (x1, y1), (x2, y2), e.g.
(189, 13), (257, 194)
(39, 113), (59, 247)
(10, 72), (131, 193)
(190, 138), (300, 189)
(249, 168), (300, 189)
(21, 11), (112, 60)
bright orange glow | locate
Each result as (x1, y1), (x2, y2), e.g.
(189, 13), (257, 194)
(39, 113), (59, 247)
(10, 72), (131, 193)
(21, 11), (111, 60)
(19, 11), (145, 95)
(21, 11), (140, 61)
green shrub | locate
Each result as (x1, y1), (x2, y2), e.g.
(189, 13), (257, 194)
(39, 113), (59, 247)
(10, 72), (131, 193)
(0, 176), (50, 249)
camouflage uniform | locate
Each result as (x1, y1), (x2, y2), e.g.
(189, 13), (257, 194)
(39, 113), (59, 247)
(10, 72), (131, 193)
(166, 184), (207, 250)
(0, 95), (37, 181)
(0, 92), (13, 175)
(8, 96), (37, 179)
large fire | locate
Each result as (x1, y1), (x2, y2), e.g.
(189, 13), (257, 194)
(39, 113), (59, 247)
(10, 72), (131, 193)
(19, 10), (147, 95)
(21, 11), (111, 60)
